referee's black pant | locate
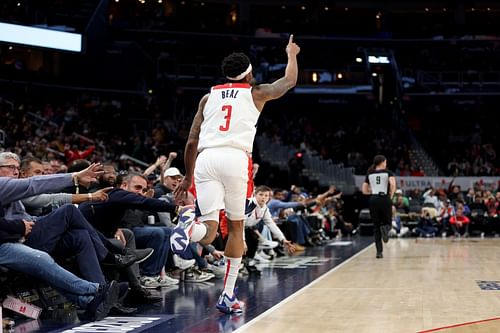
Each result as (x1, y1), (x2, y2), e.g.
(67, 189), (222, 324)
(369, 195), (392, 254)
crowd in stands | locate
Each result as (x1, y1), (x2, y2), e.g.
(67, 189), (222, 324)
(0, 90), (355, 322)
(403, 99), (500, 176)
(0, 90), (190, 169)
(258, 99), (425, 176)
(389, 180), (500, 238)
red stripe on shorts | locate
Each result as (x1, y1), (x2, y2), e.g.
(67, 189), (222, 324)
(246, 156), (254, 199)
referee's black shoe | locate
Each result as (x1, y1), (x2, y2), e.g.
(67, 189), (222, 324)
(381, 224), (391, 243)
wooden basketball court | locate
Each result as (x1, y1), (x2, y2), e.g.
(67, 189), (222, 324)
(236, 238), (500, 333)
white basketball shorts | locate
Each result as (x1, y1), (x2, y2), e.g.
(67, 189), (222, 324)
(195, 147), (253, 221)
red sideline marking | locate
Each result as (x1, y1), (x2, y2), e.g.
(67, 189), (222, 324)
(417, 316), (500, 332)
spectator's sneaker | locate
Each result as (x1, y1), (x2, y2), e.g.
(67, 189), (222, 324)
(202, 264), (225, 279)
(254, 251), (270, 262)
(376, 252), (383, 259)
(184, 267), (215, 282)
(86, 280), (120, 321)
(238, 262), (248, 276)
(380, 224), (391, 243)
(173, 254), (196, 270)
(140, 276), (161, 289)
(157, 274), (180, 287)
(257, 239), (279, 250)
(132, 248), (154, 264)
(116, 282), (130, 302)
(212, 258), (225, 267)
(102, 253), (137, 268)
(165, 270), (183, 281)
(170, 206), (197, 254)
(125, 286), (162, 304)
(216, 291), (245, 314)
(256, 250), (272, 260)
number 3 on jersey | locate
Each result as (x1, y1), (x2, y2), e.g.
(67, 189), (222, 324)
(219, 105), (232, 132)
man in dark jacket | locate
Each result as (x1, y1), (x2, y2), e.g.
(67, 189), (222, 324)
(80, 172), (180, 289)
(0, 152), (136, 284)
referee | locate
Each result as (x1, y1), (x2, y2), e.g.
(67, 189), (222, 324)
(362, 155), (396, 259)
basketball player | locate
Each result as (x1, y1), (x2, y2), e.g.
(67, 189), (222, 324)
(362, 155), (396, 259)
(171, 34), (300, 314)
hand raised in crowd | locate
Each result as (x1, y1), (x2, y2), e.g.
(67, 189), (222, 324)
(74, 163), (103, 187)
(23, 220), (35, 236)
(328, 185), (337, 194)
(156, 155), (167, 168)
(91, 187), (114, 201)
(168, 152), (177, 161)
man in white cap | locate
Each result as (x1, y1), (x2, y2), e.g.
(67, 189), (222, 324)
(154, 167), (183, 198)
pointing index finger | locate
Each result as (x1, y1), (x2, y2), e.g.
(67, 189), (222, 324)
(288, 34), (294, 44)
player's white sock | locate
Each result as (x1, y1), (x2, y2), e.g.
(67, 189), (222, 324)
(223, 256), (242, 298)
(190, 222), (207, 242)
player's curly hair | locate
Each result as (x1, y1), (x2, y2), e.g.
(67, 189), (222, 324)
(221, 52), (251, 81)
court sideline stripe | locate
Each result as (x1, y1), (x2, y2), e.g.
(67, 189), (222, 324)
(417, 316), (500, 332)
(235, 242), (375, 332)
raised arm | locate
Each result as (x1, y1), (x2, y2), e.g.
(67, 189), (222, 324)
(160, 152), (177, 186)
(252, 34), (300, 111)
(143, 155), (167, 177)
(174, 94), (208, 201)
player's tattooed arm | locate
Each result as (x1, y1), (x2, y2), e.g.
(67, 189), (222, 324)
(175, 94), (208, 201)
(253, 34), (300, 111)
(184, 94), (208, 179)
(187, 96), (207, 141)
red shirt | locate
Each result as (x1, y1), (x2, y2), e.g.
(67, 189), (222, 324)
(449, 215), (470, 224)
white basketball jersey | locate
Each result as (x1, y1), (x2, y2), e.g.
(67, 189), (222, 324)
(198, 83), (260, 153)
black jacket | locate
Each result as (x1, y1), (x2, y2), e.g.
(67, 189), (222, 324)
(79, 188), (177, 237)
